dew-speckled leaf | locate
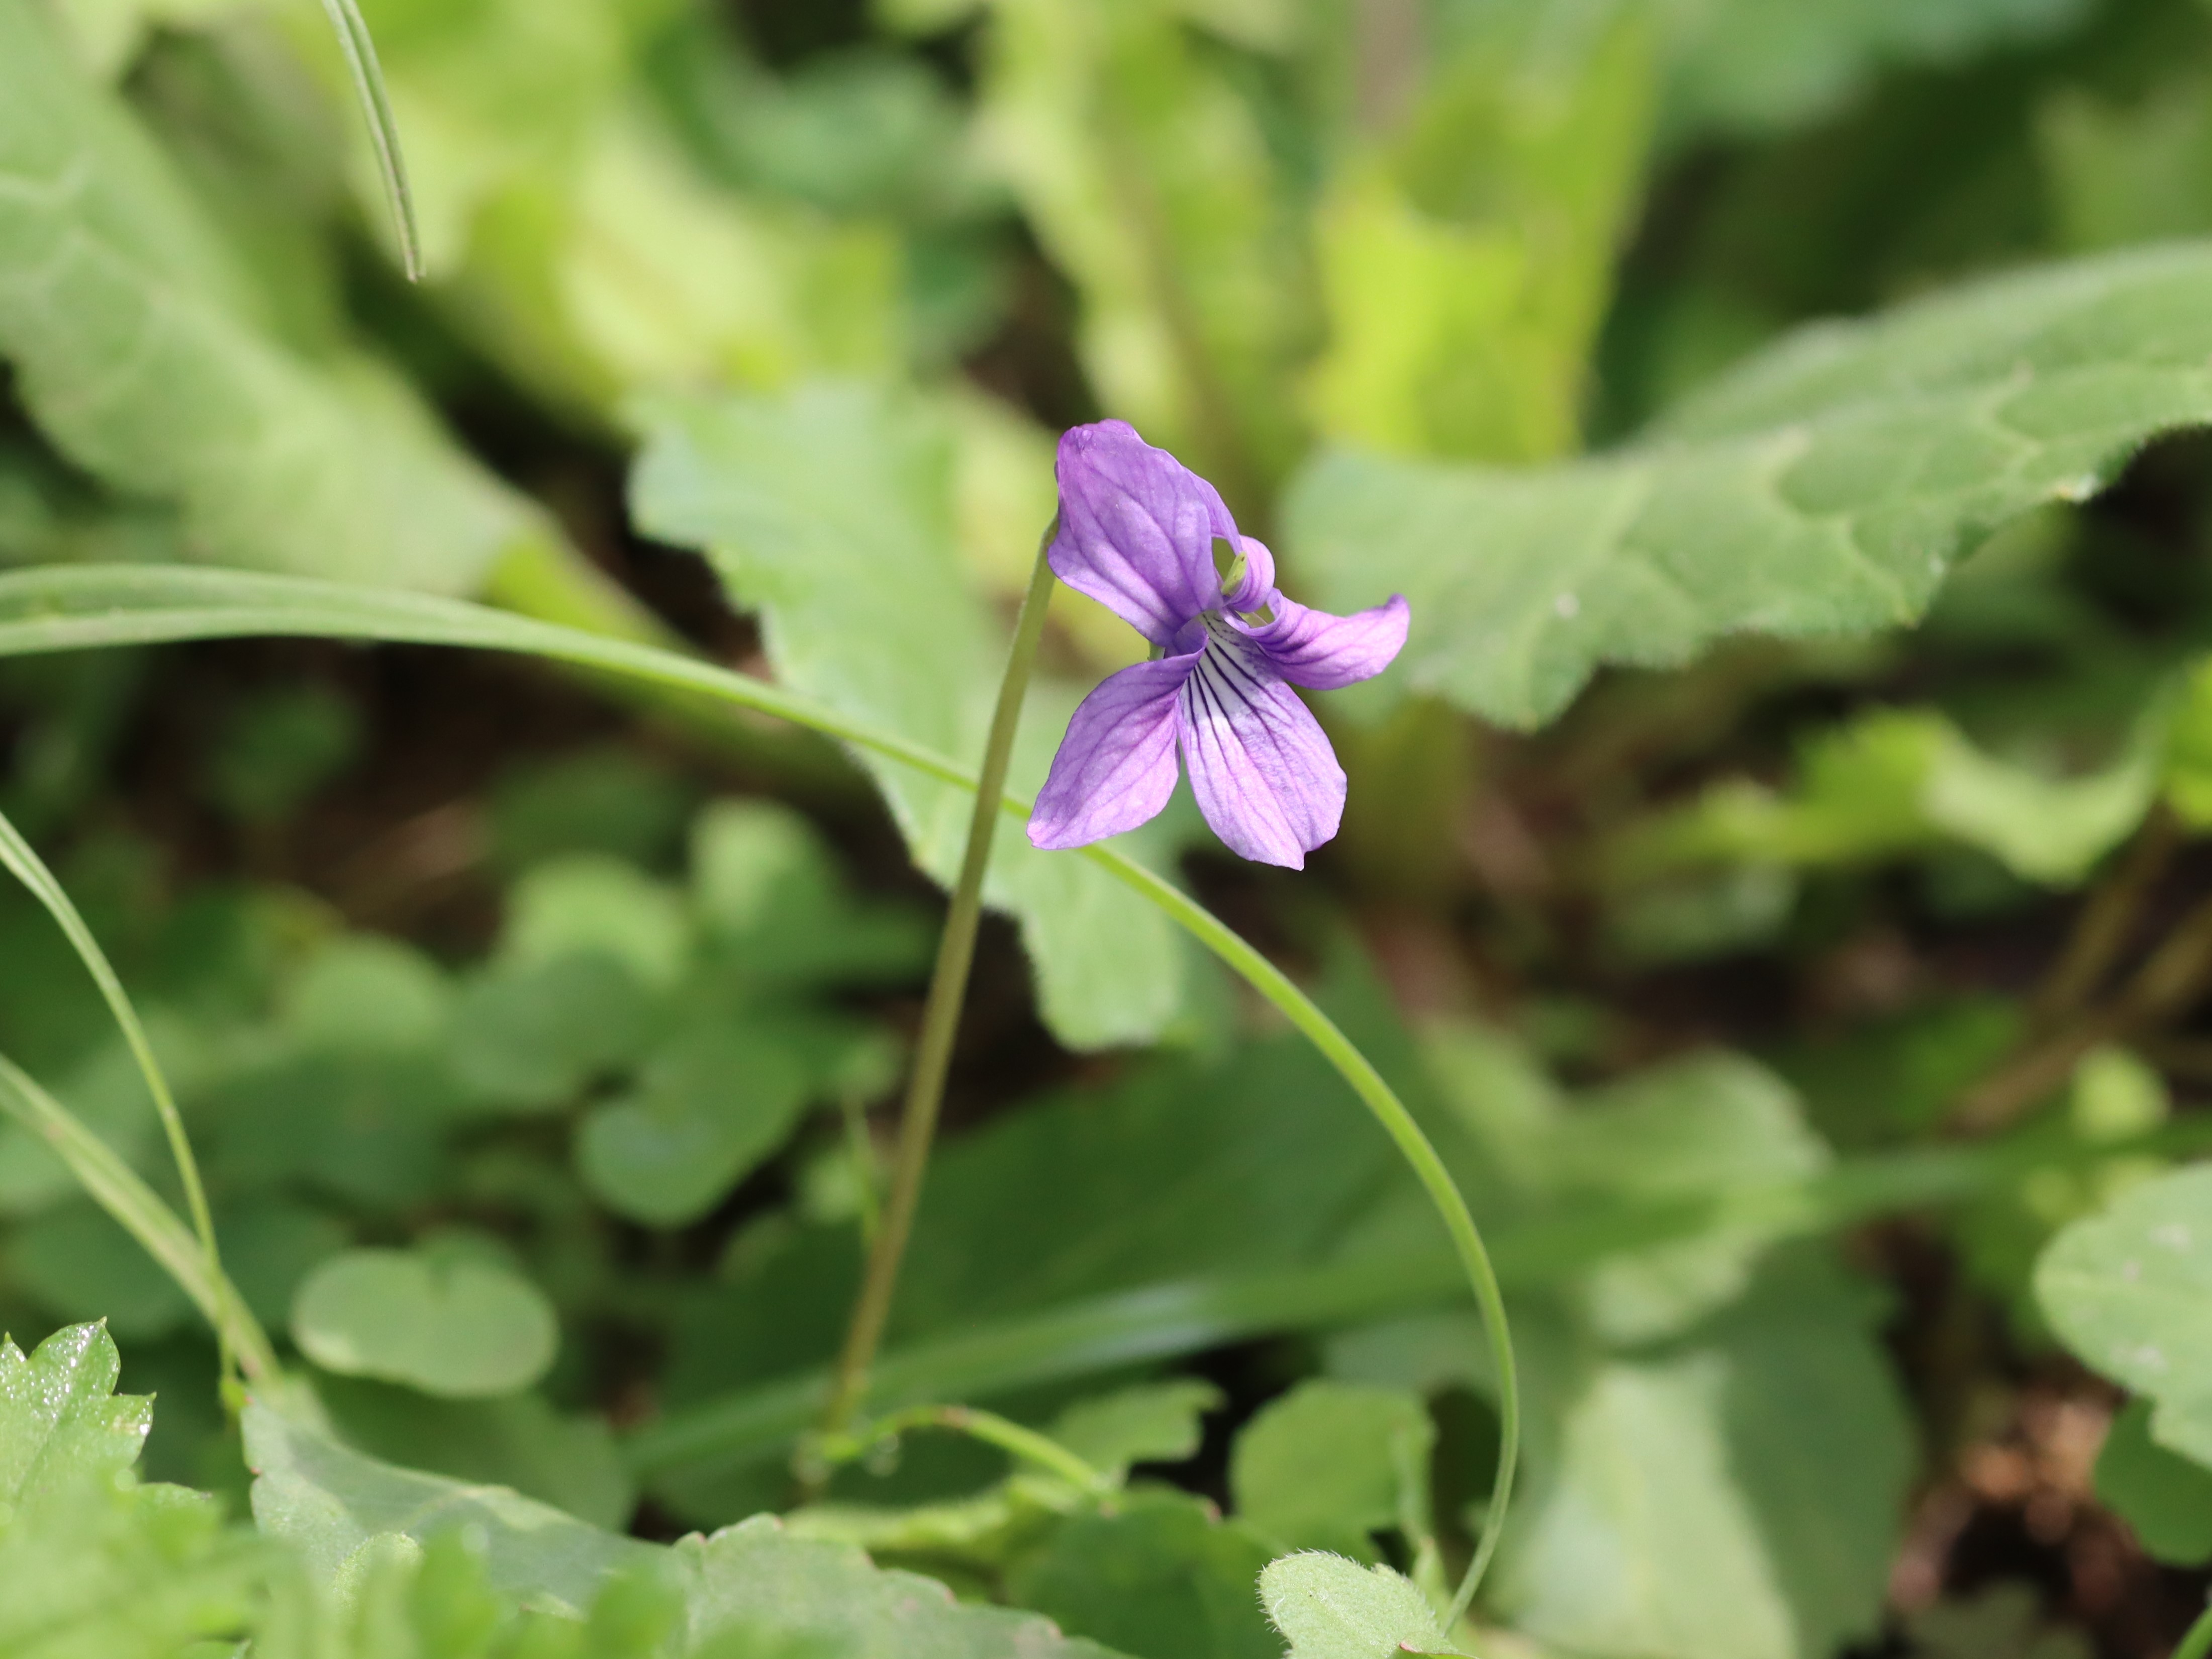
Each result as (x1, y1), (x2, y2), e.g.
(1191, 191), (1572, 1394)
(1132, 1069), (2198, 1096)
(630, 381), (1188, 1050)
(291, 1248), (559, 1400)
(0, 0), (532, 592)
(0, 1321), (150, 1506)
(1259, 1552), (1459, 1659)
(1293, 244), (2212, 730)
(2036, 1165), (2212, 1467)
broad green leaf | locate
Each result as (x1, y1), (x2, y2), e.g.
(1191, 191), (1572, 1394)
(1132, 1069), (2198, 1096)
(247, 1402), (655, 1611)
(1306, 7), (1653, 464)
(1490, 1259), (1911, 1659)
(248, 1404), (1129, 1655)
(2036, 1164), (2212, 1466)
(2093, 1398), (2212, 1566)
(0, 1321), (151, 1505)
(281, 936), (454, 1059)
(1008, 1491), (1281, 1659)
(976, 0), (1314, 496)
(291, 1247), (559, 1399)
(1050, 1379), (1223, 1480)
(576, 1022), (815, 1228)
(0, 0), (535, 592)
(1229, 1381), (1432, 1561)
(1259, 1553), (1459, 1659)
(314, 1375), (636, 1532)
(1292, 244), (2212, 730)
(630, 381), (1190, 1051)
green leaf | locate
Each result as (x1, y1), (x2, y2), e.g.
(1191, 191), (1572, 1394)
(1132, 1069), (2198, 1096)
(248, 1404), (1128, 1655)
(314, 1375), (636, 1532)
(978, 0), (1314, 495)
(1049, 1379), (1222, 1480)
(1490, 1259), (1911, 1659)
(450, 956), (653, 1115)
(1306, 7), (1654, 463)
(1292, 244), (2212, 730)
(0, 0), (535, 591)
(1230, 1381), (1432, 1561)
(2036, 1164), (2212, 1466)
(2093, 1398), (2212, 1567)
(1008, 1491), (1281, 1659)
(0, 1321), (150, 1506)
(630, 381), (1190, 1050)
(247, 1402), (655, 1612)
(1613, 704), (2169, 891)
(291, 1247), (559, 1400)
(1258, 1552), (1459, 1659)
(576, 1022), (815, 1228)
(500, 855), (692, 992)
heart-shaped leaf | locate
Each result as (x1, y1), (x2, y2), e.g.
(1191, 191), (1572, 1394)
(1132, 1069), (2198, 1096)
(291, 1248), (558, 1399)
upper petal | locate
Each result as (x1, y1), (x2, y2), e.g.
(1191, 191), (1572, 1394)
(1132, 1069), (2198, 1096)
(1233, 594), (1409, 690)
(1176, 632), (1346, 869)
(1028, 653), (1199, 851)
(1051, 421), (1237, 646)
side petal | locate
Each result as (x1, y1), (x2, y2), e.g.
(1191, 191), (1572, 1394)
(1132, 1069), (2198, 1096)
(1234, 594), (1409, 690)
(1177, 636), (1346, 869)
(1028, 654), (1200, 851)
(1051, 421), (1237, 646)
(1222, 534), (1276, 613)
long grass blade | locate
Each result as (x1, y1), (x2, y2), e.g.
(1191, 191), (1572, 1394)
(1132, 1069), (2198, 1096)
(0, 807), (234, 1380)
(316, 0), (422, 281)
(0, 1050), (277, 1379)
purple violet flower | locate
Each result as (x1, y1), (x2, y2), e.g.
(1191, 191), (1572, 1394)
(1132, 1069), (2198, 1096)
(1027, 420), (1410, 869)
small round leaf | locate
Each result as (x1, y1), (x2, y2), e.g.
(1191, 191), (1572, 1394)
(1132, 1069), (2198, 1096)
(292, 1248), (558, 1398)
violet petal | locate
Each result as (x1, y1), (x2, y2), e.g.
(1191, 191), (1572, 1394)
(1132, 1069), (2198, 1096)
(1235, 594), (1409, 691)
(1176, 631), (1346, 868)
(1028, 652), (1201, 850)
(1222, 534), (1276, 612)
(1050, 421), (1237, 646)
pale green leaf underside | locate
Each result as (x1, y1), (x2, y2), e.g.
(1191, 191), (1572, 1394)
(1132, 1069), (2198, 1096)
(0, 0), (526, 593)
(1292, 242), (2212, 729)
(248, 1405), (1129, 1655)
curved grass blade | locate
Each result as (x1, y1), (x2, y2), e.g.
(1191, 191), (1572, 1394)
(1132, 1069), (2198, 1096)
(316, 0), (422, 281)
(0, 564), (1516, 1596)
(0, 1050), (278, 1379)
(0, 807), (235, 1381)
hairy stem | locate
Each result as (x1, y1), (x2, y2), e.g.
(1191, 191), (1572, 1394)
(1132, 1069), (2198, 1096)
(821, 531), (1060, 1437)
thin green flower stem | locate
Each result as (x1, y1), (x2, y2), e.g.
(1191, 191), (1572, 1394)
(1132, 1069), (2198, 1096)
(821, 530), (1061, 1438)
(0, 567), (1517, 1596)
(819, 1403), (1109, 1495)
(1088, 844), (1518, 1617)
(2177, 1601), (2212, 1659)
(0, 1053), (278, 1381)
(0, 807), (235, 1389)
(318, 0), (422, 281)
